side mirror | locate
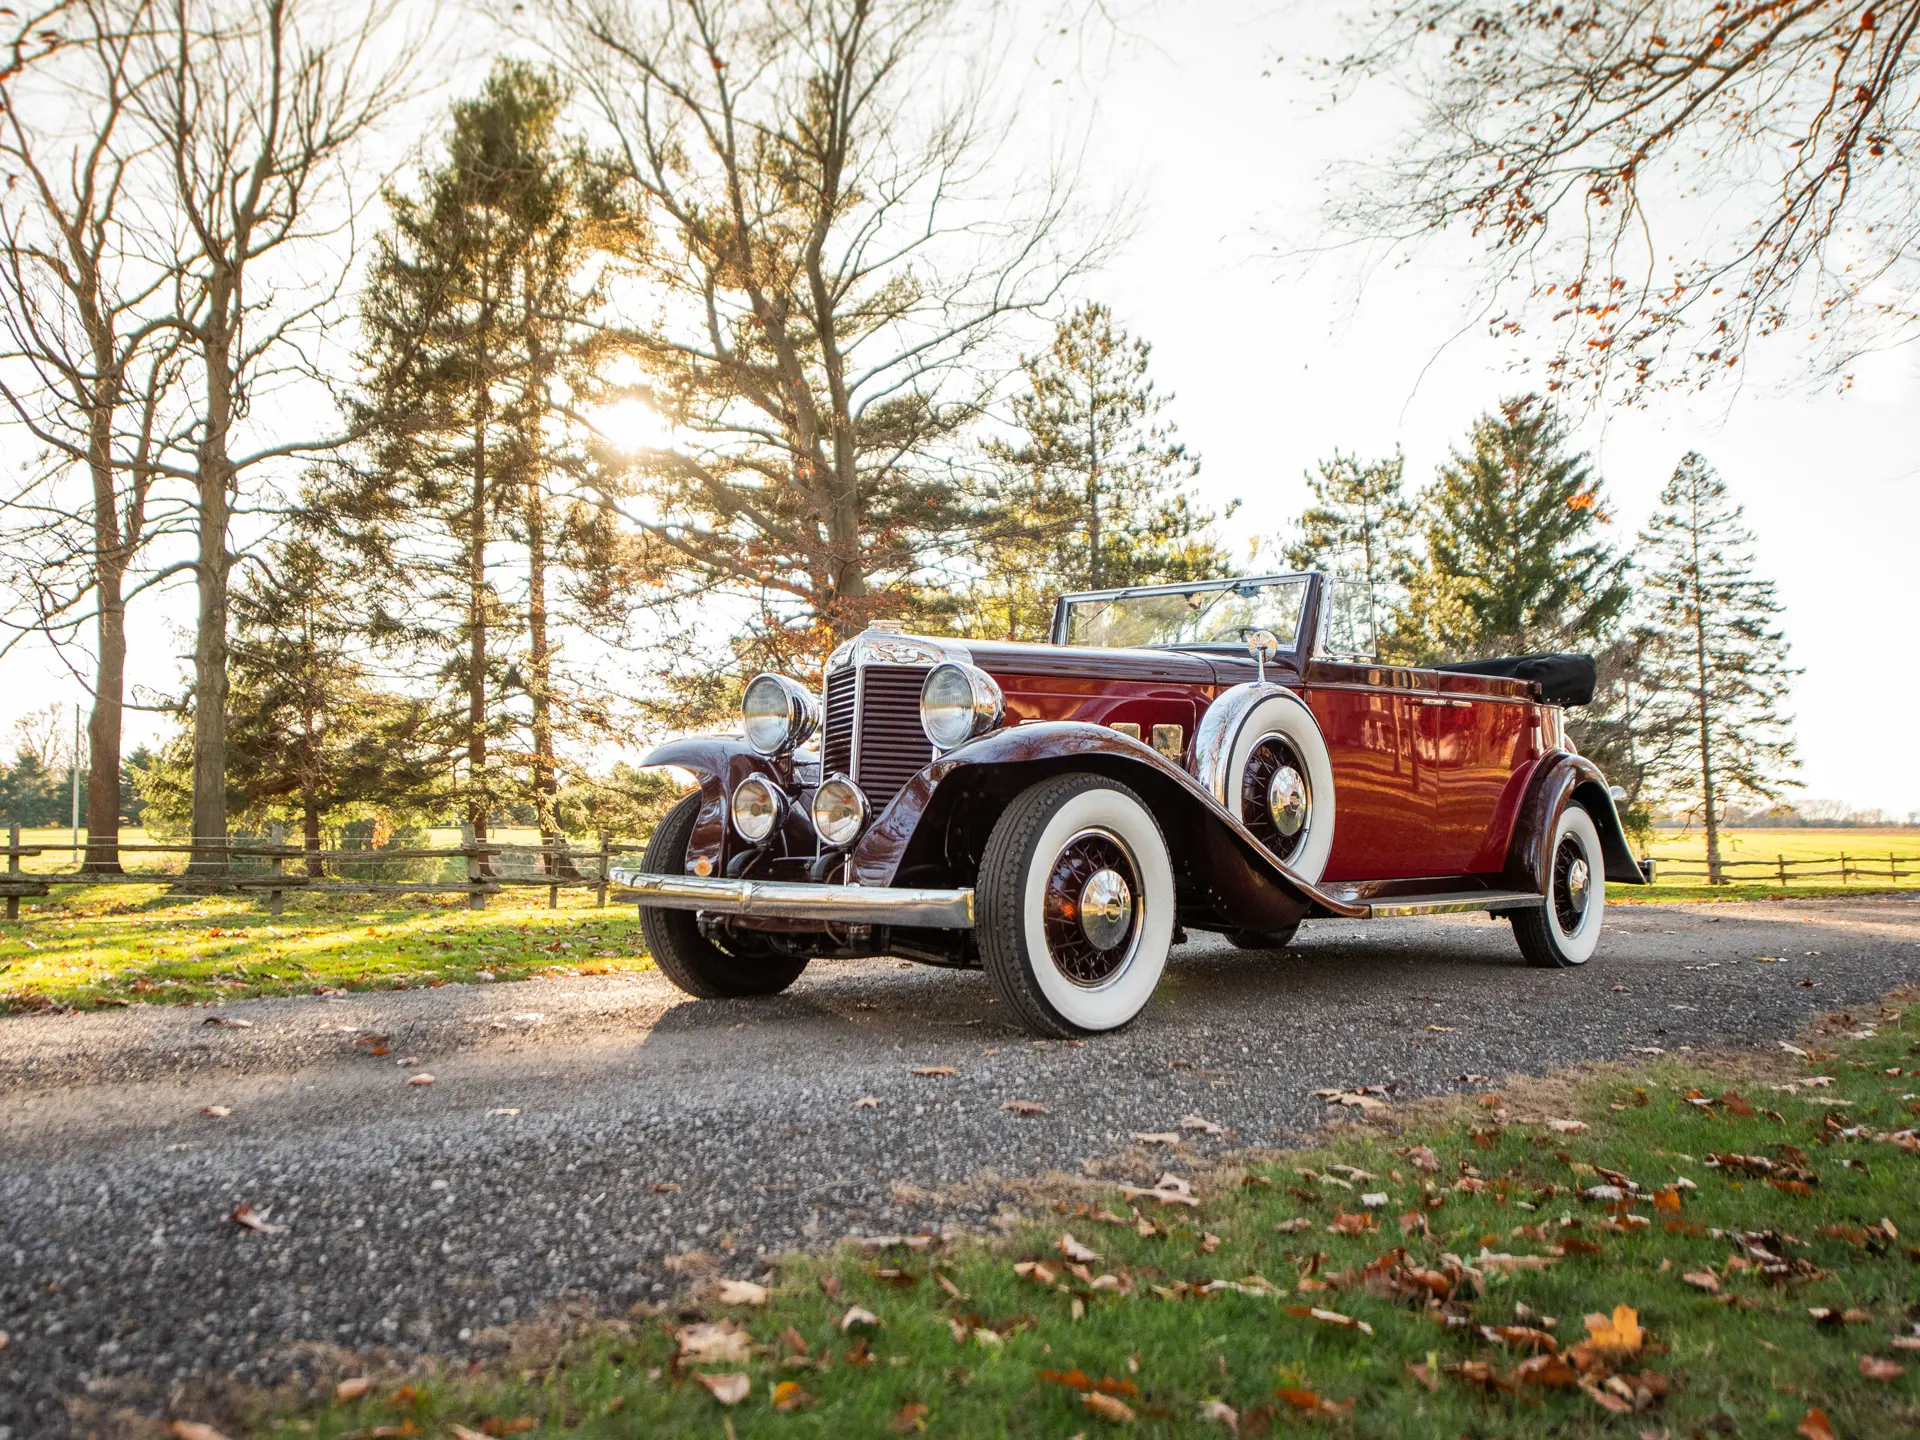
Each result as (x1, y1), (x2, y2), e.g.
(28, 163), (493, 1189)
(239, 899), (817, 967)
(1246, 629), (1281, 682)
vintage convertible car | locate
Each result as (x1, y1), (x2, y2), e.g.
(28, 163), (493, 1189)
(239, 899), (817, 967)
(611, 572), (1650, 1037)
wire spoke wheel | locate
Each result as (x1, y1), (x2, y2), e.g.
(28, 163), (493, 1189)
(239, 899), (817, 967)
(1241, 735), (1312, 862)
(1040, 828), (1142, 987)
(1552, 833), (1592, 934)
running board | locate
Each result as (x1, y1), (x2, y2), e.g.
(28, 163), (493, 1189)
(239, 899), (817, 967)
(1359, 889), (1544, 919)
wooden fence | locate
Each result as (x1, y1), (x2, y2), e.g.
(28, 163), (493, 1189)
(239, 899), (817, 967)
(1647, 851), (1918, 887)
(1, 823), (648, 920)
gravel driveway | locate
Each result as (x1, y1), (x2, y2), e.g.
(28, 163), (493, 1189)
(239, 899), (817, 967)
(4, 895), (1919, 1437)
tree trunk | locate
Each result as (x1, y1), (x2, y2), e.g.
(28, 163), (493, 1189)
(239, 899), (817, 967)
(84, 381), (126, 872)
(1690, 513), (1720, 886)
(189, 290), (236, 877)
(467, 358), (492, 874)
(303, 799), (322, 878)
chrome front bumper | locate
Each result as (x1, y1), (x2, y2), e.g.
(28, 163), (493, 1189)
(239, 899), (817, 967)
(609, 870), (975, 928)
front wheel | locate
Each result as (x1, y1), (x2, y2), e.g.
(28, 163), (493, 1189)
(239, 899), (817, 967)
(1512, 805), (1605, 968)
(977, 773), (1177, 1038)
(638, 792), (810, 998)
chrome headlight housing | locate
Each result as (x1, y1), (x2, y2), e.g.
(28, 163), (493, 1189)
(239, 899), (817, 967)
(730, 774), (786, 843)
(810, 776), (869, 848)
(919, 662), (1005, 750)
(741, 672), (819, 756)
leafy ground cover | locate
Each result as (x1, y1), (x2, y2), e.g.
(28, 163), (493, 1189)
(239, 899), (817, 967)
(254, 997), (1920, 1439)
(0, 885), (651, 1014)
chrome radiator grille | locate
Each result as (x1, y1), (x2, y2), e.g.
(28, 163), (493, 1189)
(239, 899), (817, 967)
(820, 664), (933, 809)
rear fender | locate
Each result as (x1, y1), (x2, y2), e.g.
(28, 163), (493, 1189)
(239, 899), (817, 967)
(848, 721), (1365, 926)
(1504, 751), (1645, 890)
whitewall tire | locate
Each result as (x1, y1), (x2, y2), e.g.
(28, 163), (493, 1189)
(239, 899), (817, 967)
(977, 773), (1176, 1037)
(1512, 805), (1605, 968)
(1225, 693), (1336, 883)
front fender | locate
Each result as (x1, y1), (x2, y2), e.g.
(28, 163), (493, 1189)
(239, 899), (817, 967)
(848, 721), (1366, 925)
(1504, 750), (1646, 891)
(642, 735), (804, 872)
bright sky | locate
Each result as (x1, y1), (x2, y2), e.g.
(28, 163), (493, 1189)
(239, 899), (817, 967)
(5, 0), (1915, 817)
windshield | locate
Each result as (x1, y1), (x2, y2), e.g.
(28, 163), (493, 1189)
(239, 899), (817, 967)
(1061, 577), (1309, 650)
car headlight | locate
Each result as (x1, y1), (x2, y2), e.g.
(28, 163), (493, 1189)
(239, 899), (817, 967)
(741, 673), (818, 756)
(810, 776), (868, 848)
(730, 774), (786, 843)
(919, 662), (1004, 750)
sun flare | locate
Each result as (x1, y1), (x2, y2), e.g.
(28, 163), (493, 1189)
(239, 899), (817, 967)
(589, 398), (676, 453)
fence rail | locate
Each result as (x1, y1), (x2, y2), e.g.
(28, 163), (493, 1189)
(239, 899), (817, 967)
(1647, 850), (1919, 887)
(1, 823), (650, 920)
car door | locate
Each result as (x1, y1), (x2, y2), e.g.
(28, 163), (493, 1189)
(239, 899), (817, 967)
(1430, 679), (1535, 874)
(1304, 660), (1430, 881)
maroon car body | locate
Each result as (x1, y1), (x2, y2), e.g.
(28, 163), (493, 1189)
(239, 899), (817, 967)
(615, 572), (1646, 1036)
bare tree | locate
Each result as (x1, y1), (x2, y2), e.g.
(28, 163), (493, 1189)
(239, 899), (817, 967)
(136, 0), (414, 873)
(533, 0), (1111, 664)
(1331, 2), (1920, 393)
(0, 0), (195, 870)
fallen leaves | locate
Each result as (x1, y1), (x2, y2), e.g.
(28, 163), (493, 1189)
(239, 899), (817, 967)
(771, 1379), (814, 1411)
(715, 1279), (768, 1306)
(1056, 1232), (1101, 1263)
(676, 1321), (751, 1364)
(1276, 1386), (1353, 1415)
(839, 1305), (880, 1333)
(406, 1072), (435, 1086)
(1081, 1391), (1136, 1423)
(1119, 1173), (1200, 1208)
(334, 1376), (372, 1401)
(228, 1203), (284, 1235)
(1312, 1084), (1394, 1114)
(694, 1371), (749, 1405)
(1179, 1113), (1227, 1136)
(1859, 1354), (1907, 1381)
(1130, 1131), (1181, 1145)
(1680, 1270), (1721, 1293)
(1000, 1099), (1049, 1116)
(1039, 1368), (1139, 1398)
(200, 1105), (232, 1119)
(1284, 1305), (1374, 1336)
(1580, 1305), (1644, 1362)
(910, 1065), (955, 1078)
(168, 1424), (231, 1440)
(853, 1096), (882, 1109)
(1797, 1408), (1837, 1440)
(892, 1401), (929, 1432)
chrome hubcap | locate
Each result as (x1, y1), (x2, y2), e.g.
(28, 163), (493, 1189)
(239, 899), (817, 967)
(1567, 857), (1590, 912)
(1267, 765), (1308, 837)
(1078, 868), (1133, 949)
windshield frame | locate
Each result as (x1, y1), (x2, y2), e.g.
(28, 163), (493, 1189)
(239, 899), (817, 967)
(1049, 572), (1323, 657)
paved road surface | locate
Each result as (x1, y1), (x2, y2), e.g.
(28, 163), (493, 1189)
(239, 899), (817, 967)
(4, 896), (1919, 1436)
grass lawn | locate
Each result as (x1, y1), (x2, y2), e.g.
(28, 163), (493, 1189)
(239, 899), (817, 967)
(0, 884), (652, 1014)
(256, 994), (1920, 1439)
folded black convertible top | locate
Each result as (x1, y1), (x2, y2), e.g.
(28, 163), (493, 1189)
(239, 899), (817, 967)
(1432, 652), (1596, 707)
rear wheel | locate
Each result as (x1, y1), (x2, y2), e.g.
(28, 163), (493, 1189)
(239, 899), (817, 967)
(978, 774), (1176, 1038)
(1226, 921), (1300, 951)
(1512, 805), (1605, 968)
(638, 792), (809, 998)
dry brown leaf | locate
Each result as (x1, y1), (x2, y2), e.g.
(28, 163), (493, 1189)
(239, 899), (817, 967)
(1407, 1145), (1440, 1171)
(1859, 1354), (1907, 1381)
(1001, 1099), (1049, 1115)
(840, 1305), (881, 1332)
(716, 1279), (768, 1306)
(406, 1073), (435, 1086)
(200, 1105), (232, 1119)
(910, 1065), (955, 1078)
(771, 1379), (814, 1411)
(1892, 1335), (1920, 1352)
(1583, 1305), (1644, 1358)
(1510, 1354), (1579, 1389)
(892, 1401), (929, 1433)
(1681, 1270), (1721, 1293)
(853, 1095), (882, 1109)
(1546, 1119), (1589, 1134)
(334, 1376), (372, 1401)
(1180, 1113), (1226, 1135)
(1200, 1232), (1222, 1253)
(695, 1372), (750, 1405)
(1057, 1232), (1101, 1263)
(1285, 1305), (1374, 1336)
(168, 1424), (231, 1440)
(1196, 1398), (1239, 1430)
(1082, 1391), (1137, 1423)
(1275, 1217), (1312, 1234)
(1014, 1260), (1058, 1285)
(228, 1203), (284, 1235)
(1131, 1131), (1181, 1145)
(1796, 1408), (1837, 1440)
(677, 1321), (751, 1364)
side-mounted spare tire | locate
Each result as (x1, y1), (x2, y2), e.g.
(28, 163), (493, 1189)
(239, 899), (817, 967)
(638, 792), (810, 998)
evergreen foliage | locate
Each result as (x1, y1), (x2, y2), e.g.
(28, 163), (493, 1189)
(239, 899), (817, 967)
(1400, 396), (1630, 660)
(1637, 451), (1799, 882)
(970, 303), (1234, 641)
(1282, 448), (1417, 656)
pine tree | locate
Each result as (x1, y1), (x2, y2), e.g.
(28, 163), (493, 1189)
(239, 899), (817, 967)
(1402, 396), (1629, 660)
(972, 303), (1234, 639)
(340, 63), (633, 866)
(224, 538), (445, 874)
(1638, 452), (1798, 883)
(1283, 449), (1417, 654)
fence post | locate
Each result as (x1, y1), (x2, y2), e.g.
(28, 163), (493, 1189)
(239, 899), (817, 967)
(5, 822), (18, 922)
(1777, 854), (1787, 888)
(462, 822), (487, 912)
(596, 830), (610, 908)
(1839, 851), (1849, 885)
(266, 822), (286, 916)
